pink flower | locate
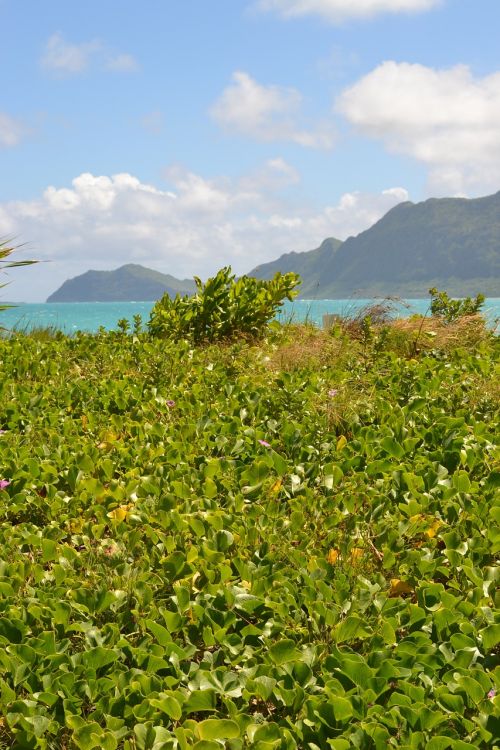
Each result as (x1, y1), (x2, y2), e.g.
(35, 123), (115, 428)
(166, 400), (176, 408)
(488, 689), (496, 699)
(328, 389), (339, 398)
(258, 439), (271, 448)
(0, 480), (10, 490)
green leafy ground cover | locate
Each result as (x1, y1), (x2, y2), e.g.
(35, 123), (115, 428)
(0, 322), (498, 749)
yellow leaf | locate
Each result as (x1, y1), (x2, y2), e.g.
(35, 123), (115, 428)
(98, 441), (112, 451)
(107, 505), (129, 522)
(409, 514), (423, 524)
(271, 478), (282, 494)
(425, 519), (442, 539)
(336, 435), (347, 451)
(389, 578), (413, 597)
(81, 414), (88, 430)
(326, 548), (339, 564)
(349, 547), (364, 563)
(99, 430), (119, 449)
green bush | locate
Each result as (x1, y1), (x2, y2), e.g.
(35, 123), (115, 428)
(429, 286), (485, 323)
(148, 266), (300, 342)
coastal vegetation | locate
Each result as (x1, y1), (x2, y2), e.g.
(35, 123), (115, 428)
(0, 239), (37, 312)
(0, 278), (498, 749)
(148, 267), (300, 343)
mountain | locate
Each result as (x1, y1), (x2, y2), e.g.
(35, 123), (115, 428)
(250, 192), (500, 298)
(251, 238), (343, 297)
(47, 264), (196, 302)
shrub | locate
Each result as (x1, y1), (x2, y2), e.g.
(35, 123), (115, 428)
(429, 287), (485, 323)
(148, 266), (300, 343)
(0, 238), (37, 313)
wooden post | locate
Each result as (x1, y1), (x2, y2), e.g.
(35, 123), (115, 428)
(322, 313), (341, 330)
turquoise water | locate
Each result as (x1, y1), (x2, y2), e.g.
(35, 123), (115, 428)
(1, 298), (499, 334)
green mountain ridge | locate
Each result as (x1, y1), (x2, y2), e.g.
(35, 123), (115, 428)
(250, 191), (500, 298)
(47, 264), (196, 302)
(47, 191), (500, 302)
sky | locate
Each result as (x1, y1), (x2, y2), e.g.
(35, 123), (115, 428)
(1, 0), (500, 301)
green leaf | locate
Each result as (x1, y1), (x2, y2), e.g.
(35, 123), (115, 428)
(77, 454), (95, 473)
(41, 538), (57, 562)
(80, 646), (119, 670)
(197, 719), (240, 740)
(426, 738), (454, 750)
(480, 623), (500, 651)
(331, 696), (354, 722)
(0, 618), (23, 643)
(150, 692), (183, 720)
(380, 436), (405, 459)
(184, 690), (217, 714)
(72, 723), (104, 750)
(453, 470), (471, 493)
(268, 639), (301, 665)
(455, 675), (485, 705)
(271, 450), (287, 476)
(145, 619), (173, 646)
(333, 616), (371, 643)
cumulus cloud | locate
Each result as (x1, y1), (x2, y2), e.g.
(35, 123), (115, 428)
(40, 32), (138, 75)
(0, 166), (408, 301)
(254, 0), (441, 23)
(0, 112), (28, 148)
(337, 61), (500, 194)
(211, 71), (335, 149)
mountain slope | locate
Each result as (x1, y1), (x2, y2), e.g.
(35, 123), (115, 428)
(47, 264), (196, 302)
(249, 192), (500, 298)
(251, 238), (343, 296)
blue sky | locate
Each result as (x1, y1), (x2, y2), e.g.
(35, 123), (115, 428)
(2, 0), (500, 300)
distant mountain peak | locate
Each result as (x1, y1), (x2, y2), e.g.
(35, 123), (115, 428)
(47, 263), (196, 302)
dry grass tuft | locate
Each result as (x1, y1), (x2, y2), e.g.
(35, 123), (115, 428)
(266, 324), (346, 372)
(390, 313), (493, 353)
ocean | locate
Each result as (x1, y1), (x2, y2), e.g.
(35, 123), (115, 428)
(1, 298), (499, 334)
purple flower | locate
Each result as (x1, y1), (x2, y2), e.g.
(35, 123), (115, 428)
(0, 430), (6, 435)
(488, 689), (496, 699)
(0, 480), (10, 490)
(328, 389), (339, 398)
(258, 439), (271, 448)
(166, 400), (176, 408)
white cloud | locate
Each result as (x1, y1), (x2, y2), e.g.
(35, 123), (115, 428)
(337, 61), (500, 193)
(41, 32), (101, 74)
(254, 0), (441, 23)
(0, 167), (408, 301)
(40, 32), (138, 75)
(211, 71), (335, 149)
(0, 112), (28, 147)
(106, 53), (140, 72)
